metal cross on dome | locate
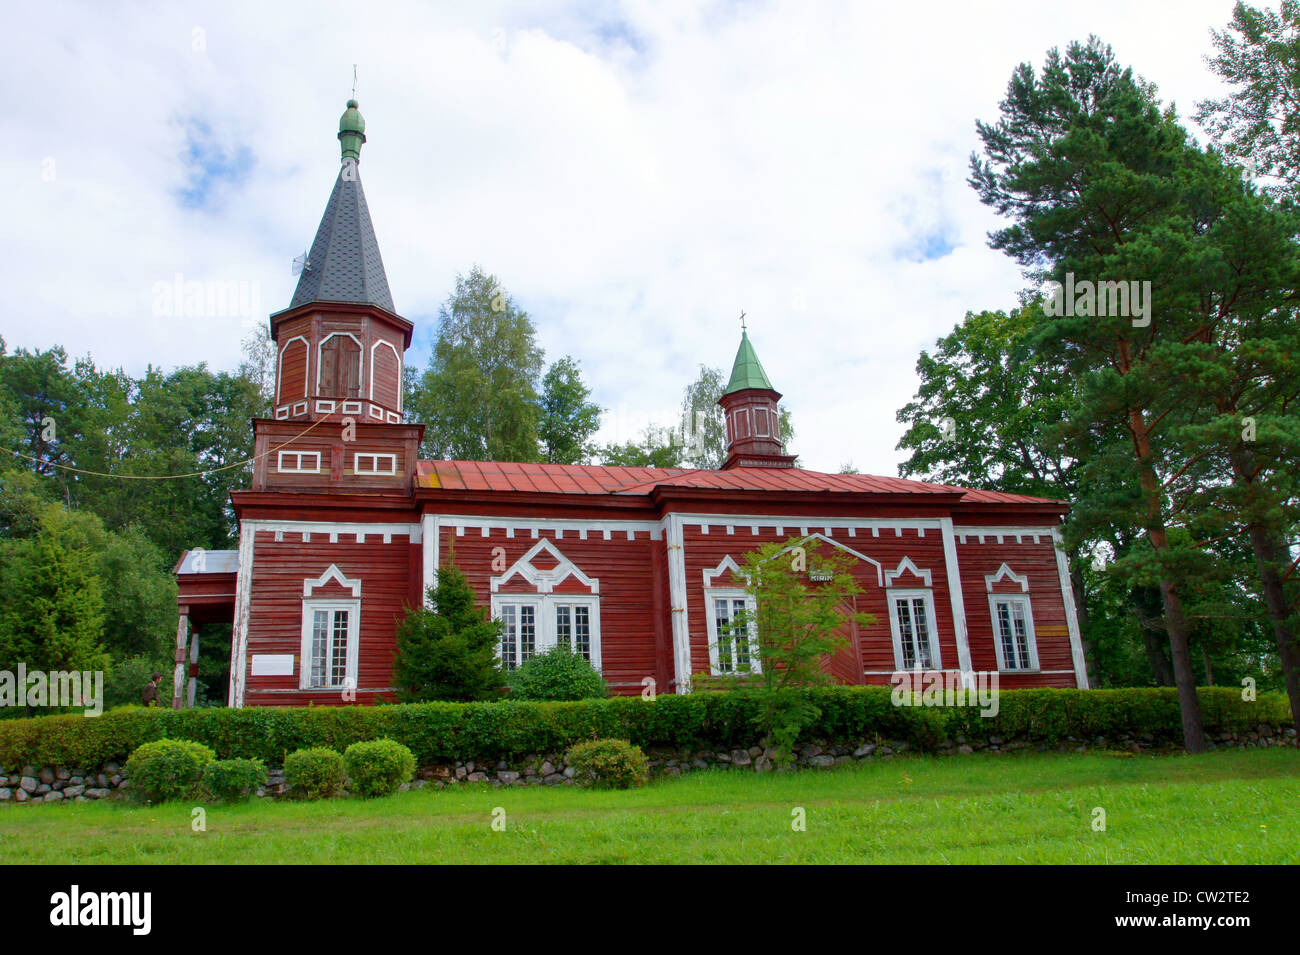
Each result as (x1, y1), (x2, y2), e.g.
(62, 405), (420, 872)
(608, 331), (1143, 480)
(739, 310), (747, 331)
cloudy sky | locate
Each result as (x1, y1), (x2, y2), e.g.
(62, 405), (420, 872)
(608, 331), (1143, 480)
(8, 0), (1245, 474)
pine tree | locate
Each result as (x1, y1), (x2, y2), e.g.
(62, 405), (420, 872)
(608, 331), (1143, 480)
(392, 564), (504, 702)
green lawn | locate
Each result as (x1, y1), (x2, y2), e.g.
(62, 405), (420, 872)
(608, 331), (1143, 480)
(2, 748), (1297, 864)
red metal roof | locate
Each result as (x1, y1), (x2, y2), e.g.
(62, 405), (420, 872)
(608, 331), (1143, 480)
(415, 461), (1064, 505)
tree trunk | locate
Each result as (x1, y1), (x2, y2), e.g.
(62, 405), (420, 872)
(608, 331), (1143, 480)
(1130, 407), (1206, 753)
(1246, 526), (1300, 732)
(1225, 443), (1300, 733)
(1137, 610), (1175, 686)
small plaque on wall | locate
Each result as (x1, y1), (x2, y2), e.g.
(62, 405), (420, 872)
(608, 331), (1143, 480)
(250, 654), (295, 676)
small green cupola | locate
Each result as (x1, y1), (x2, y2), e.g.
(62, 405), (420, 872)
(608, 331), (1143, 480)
(723, 330), (775, 395)
(338, 98), (367, 161)
(717, 329), (797, 470)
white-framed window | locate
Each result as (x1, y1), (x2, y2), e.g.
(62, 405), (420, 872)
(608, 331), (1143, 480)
(278, 450), (321, 473)
(755, 407), (770, 437)
(704, 589), (761, 675)
(887, 588), (941, 670)
(493, 595), (601, 671)
(990, 594), (1038, 671)
(299, 598), (360, 690)
(354, 452), (397, 475)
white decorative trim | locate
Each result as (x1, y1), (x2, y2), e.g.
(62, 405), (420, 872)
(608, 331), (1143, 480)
(490, 538), (598, 595)
(665, 514), (691, 693)
(769, 533), (884, 586)
(354, 452), (397, 476)
(275, 405), (290, 420)
(276, 336), (310, 404)
(228, 519), (256, 708)
(242, 519), (421, 544)
(885, 556), (932, 588)
(368, 404), (384, 420)
(342, 400), (362, 415)
(423, 513), (439, 609)
(1052, 527), (1090, 688)
(702, 555), (746, 588)
(291, 401), (308, 417)
(277, 450), (321, 474)
(985, 562), (1030, 592)
(431, 516), (663, 540)
(953, 525), (1052, 545)
(303, 563), (361, 598)
(940, 517), (973, 677)
(369, 339), (404, 409)
(315, 332), (363, 396)
(315, 400), (337, 414)
(386, 411), (402, 424)
(677, 513), (946, 533)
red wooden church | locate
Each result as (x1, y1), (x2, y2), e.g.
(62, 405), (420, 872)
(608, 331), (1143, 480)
(174, 100), (1089, 708)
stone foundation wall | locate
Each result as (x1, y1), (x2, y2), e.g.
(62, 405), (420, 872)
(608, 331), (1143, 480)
(2, 723), (1293, 804)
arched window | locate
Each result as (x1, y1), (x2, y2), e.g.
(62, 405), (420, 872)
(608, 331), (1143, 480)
(318, 335), (361, 398)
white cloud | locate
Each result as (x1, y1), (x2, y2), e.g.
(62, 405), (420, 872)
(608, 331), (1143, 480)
(4, 0), (1238, 475)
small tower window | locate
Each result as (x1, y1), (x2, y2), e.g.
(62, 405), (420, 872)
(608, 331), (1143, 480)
(319, 334), (362, 399)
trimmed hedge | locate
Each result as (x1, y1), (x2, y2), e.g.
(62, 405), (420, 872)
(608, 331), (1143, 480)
(0, 687), (1291, 771)
(284, 747), (345, 800)
(343, 739), (416, 798)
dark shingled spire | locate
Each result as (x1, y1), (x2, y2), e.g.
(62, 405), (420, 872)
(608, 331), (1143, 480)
(289, 100), (395, 313)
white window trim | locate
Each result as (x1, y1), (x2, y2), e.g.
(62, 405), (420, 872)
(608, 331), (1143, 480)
(369, 339), (404, 410)
(277, 450), (320, 473)
(276, 336), (310, 404)
(354, 452), (397, 475)
(755, 407), (770, 437)
(703, 587), (761, 676)
(886, 587), (942, 671)
(491, 594), (602, 671)
(988, 593), (1040, 672)
(299, 597), (360, 690)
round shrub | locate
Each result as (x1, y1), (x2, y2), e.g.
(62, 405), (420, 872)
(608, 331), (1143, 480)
(124, 738), (215, 803)
(202, 757), (268, 802)
(283, 747), (345, 800)
(343, 739), (416, 798)
(565, 738), (648, 789)
(507, 645), (607, 701)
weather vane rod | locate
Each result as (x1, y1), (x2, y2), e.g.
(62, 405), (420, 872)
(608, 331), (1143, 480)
(739, 310), (747, 332)
(352, 64), (358, 98)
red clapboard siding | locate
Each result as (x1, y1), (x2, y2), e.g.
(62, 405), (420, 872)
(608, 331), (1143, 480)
(955, 536), (1079, 686)
(438, 526), (660, 694)
(243, 529), (413, 706)
(679, 523), (955, 683)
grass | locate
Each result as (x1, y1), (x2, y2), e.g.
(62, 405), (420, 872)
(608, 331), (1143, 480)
(2, 748), (1298, 864)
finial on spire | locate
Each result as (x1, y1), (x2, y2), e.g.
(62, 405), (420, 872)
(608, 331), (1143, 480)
(338, 95), (367, 163)
(352, 64), (358, 99)
(739, 309), (747, 332)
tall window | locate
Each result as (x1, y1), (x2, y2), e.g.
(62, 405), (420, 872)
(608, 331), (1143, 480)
(495, 596), (600, 671)
(888, 589), (940, 671)
(991, 595), (1038, 671)
(554, 603), (592, 660)
(300, 600), (358, 689)
(319, 335), (361, 398)
(704, 590), (760, 675)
